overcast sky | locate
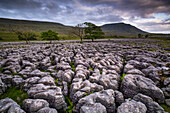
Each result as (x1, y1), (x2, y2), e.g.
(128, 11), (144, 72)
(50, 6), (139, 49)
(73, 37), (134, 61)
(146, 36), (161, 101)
(0, 0), (170, 33)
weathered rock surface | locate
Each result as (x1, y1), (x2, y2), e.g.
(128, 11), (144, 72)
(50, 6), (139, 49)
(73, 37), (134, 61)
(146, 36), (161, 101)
(133, 93), (165, 113)
(117, 99), (147, 113)
(121, 74), (165, 103)
(76, 89), (124, 113)
(0, 98), (25, 113)
(23, 99), (49, 113)
(0, 41), (169, 113)
(27, 84), (67, 110)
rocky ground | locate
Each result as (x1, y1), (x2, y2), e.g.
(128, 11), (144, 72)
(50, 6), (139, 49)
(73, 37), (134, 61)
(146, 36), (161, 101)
(0, 39), (170, 113)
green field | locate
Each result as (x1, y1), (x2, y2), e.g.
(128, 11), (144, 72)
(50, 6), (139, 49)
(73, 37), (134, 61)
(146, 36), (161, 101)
(0, 18), (169, 42)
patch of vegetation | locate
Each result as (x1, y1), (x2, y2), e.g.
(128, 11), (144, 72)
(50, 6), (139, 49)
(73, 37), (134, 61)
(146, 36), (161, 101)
(65, 96), (74, 113)
(11, 73), (19, 76)
(0, 86), (28, 106)
(160, 104), (170, 112)
(0, 36), (3, 40)
(80, 41), (83, 44)
(120, 73), (127, 82)
(148, 48), (158, 52)
(89, 67), (94, 71)
(70, 61), (75, 72)
(100, 70), (102, 74)
(41, 30), (59, 43)
(55, 79), (59, 86)
(0, 67), (4, 72)
(51, 60), (54, 65)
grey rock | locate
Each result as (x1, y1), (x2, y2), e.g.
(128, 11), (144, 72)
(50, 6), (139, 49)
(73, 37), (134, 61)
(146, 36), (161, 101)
(19, 66), (33, 75)
(0, 78), (7, 94)
(99, 74), (118, 90)
(114, 90), (124, 105)
(0, 98), (25, 113)
(127, 69), (145, 76)
(164, 77), (170, 86)
(76, 89), (117, 113)
(27, 84), (67, 110)
(142, 66), (160, 84)
(39, 57), (51, 70)
(165, 99), (170, 106)
(37, 107), (58, 113)
(124, 64), (134, 73)
(121, 74), (165, 103)
(0, 74), (13, 87)
(12, 77), (23, 87)
(71, 80), (104, 103)
(23, 99), (49, 113)
(21, 60), (36, 70)
(8, 104), (26, 113)
(38, 75), (55, 85)
(117, 99), (147, 113)
(29, 69), (49, 77)
(23, 77), (40, 91)
(162, 66), (170, 76)
(57, 70), (74, 83)
(127, 60), (141, 69)
(62, 81), (68, 96)
(80, 103), (107, 113)
(133, 93), (165, 113)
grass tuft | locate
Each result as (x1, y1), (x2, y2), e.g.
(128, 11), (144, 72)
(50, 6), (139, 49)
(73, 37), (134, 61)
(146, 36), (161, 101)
(160, 104), (170, 112)
(70, 61), (75, 72)
(0, 86), (28, 106)
(120, 73), (127, 82)
(65, 96), (74, 113)
(55, 79), (59, 86)
(89, 67), (94, 71)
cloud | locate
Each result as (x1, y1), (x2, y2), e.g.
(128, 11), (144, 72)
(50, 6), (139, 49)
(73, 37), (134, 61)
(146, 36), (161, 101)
(0, 0), (169, 33)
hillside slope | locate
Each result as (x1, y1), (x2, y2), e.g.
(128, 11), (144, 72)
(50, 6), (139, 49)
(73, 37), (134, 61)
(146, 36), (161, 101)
(0, 18), (148, 36)
(0, 18), (73, 35)
(101, 23), (147, 36)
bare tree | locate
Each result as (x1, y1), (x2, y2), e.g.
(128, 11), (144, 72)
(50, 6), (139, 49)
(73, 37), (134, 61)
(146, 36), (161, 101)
(72, 23), (84, 42)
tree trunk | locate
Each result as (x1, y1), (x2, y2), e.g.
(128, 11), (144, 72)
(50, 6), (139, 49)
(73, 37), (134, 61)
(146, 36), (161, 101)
(50, 40), (52, 44)
(81, 37), (82, 42)
(92, 38), (94, 42)
(26, 38), (28, 44)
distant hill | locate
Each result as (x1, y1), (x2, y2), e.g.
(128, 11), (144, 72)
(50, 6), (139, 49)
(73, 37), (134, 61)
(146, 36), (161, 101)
(101, 23), (148, 36)
(0, 18), (73, 35)
(0, 18), (147, 36)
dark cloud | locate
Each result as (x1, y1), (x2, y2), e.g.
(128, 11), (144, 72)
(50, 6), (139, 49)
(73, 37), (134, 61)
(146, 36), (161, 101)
(0, 0), (169, 33)
(80, 0), (170, 18)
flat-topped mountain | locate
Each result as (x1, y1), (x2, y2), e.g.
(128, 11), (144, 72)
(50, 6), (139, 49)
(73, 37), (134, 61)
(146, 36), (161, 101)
(100, 23), (147, 36)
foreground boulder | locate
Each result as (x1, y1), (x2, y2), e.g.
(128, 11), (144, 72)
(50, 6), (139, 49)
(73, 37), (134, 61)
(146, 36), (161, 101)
(23, 99), (50, 113)
(0, 98), (25, 113)
(117, 99), (147, 113)
(27, 84), (67, 110)
(0, 78), (7, 94)
(121, 74), (165, 103)
(133, 93), (165, 113)
(37, 107), (58, 113)
(76, 89), (124, 113)
(80, 103), (107, 113)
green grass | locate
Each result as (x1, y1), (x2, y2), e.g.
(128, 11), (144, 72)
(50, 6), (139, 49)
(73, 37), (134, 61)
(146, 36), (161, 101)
(120, 73), (127, 82)
(0, 32), (18, 42)
(55, 79), (59, 86)
(70, 61), (75, 72)
(89, 67), (94, 71)
(0, 87), (28, 106)
(65, 96), (74, 113)
(0, 67), (3, 72)
(160, 104), (170, 112)
(100, 70), (102, 74)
